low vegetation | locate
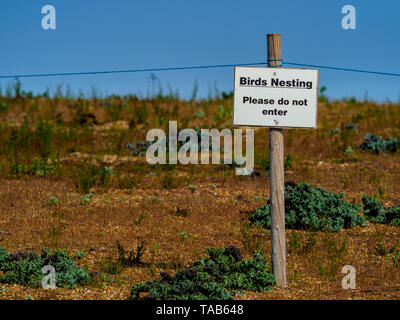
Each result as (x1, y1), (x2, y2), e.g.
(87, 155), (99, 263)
(130, 246), (275, 300)
(359, 133), (400, 153)
(0, 80), (399, 299)
(0, 247), (90, 288)
(362, 195), (400, 226)
(250, 182), (367, 231)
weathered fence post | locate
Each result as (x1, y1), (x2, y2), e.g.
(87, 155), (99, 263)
(267, 33), (287, 288)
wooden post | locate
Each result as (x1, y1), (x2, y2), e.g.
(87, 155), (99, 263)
(267, 33), (287, 288)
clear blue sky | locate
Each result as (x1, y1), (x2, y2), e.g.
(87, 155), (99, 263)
(0, 0), (399, 101)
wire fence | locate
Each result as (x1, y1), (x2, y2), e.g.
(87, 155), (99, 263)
(0, 61), (399, 79)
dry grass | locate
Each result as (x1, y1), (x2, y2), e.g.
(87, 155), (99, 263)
(0, 90), (400, 299)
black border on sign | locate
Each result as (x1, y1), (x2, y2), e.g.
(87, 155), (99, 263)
(232, 66), (319, 129)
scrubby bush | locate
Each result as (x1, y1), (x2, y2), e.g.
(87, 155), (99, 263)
(116, 240), (145, 267)
(130, 245), (275, 300)
(250, 182), (367, 232)
(362, 195), (400, 226)
(0, 247), (90, 288)
(11, 158), (59, 176)
(5, 120), (56, 160)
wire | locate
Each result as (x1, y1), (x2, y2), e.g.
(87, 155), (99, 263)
(283, 62), (400, 77)
(0, 61), (399, 79)
(0, 62), (267, 79)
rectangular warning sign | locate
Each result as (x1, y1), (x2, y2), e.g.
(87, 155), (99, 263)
(233, 66), (319, 128)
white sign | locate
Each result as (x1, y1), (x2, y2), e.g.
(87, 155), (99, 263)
(233, 67), (319, 128)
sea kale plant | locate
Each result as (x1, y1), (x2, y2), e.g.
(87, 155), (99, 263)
(362, 195), (400, 226)
(250, 182), (367, 232)
(359, 133), (400, 154)
(0, 247), (90, 288)
(130, 245), (275, 300)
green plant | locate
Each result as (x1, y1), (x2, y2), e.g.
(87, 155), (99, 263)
(149, 263), (157, 277)
(133, 105), (149, 124)
(316, 236), (347, 279)
(221, 91), (233, 100)
(99, 241), (146, 277)
(212, 105), (230, 125)
(80, 193), (94, 205)
(302, 233), (317, 253)
(75, 251), (87, 260)
(76, 165), (99, 193)
(319, 86), (328, 102)
(133, 212), (149, 226)
(130, 246), (275, 300)
(117, 173), (136, 189)
(46, 196), (59, 206)
(253, 195), (268, 202)
(362, 195), (400, 226)
(0, 102), (8, 112)
(162, 172), (174, 189)
(288, 232), (316, 254)
(100, 166), (114, 186)
(391, 250), (400, 267)
(344, 146), (354, 155)
(374, 236), (398, 256)
(92, 272), (116, 288)
(146, 196), (159, 203)
(375, 239), (389, 256)
(327, 128), (340, 135)
(12, 158), (59, 177)
(75, 164), (114, 193)
(373, 236), (400, 267)
(339, 124), (357, 150)
(3, 119), (57, 161)
(152, 242), (159, 255)
(288, 233), (301, 253)
(100, 257), (122, 275)
(35, 120), (55, 157)
(250, 182), (367, 232)
(195, 109), (205, 118)
(359, 133), (400, 154)
(260, 152), (269, 170)
(71, 98), (95, 125)
(178, 232), (188, 241)
(48, 220), (66, 248)
(284, 154), (293, 170)
(0, 247), (90, 288)
(377, 184), (388, 200)
(240, 221), (262, 253)
(241, 221), (252, 250)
